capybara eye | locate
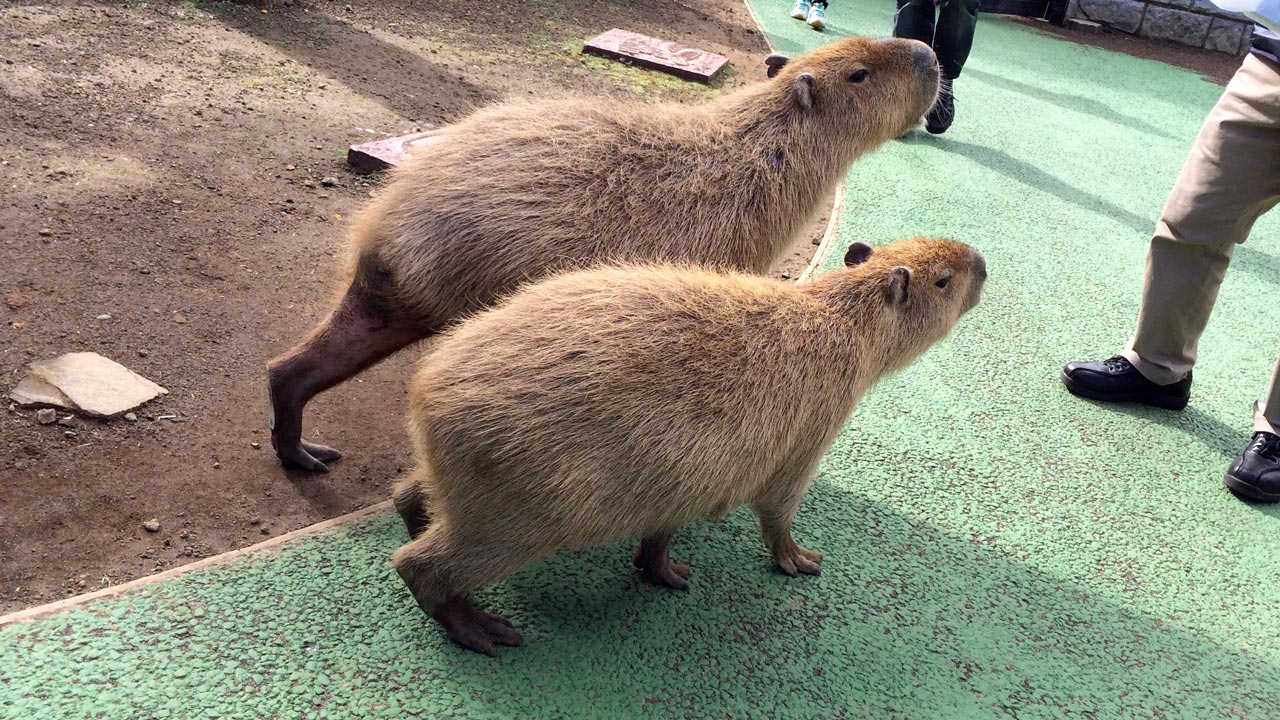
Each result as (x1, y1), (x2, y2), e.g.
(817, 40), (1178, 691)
(935, 276), (951, 289)
(849, 69), (869, 83)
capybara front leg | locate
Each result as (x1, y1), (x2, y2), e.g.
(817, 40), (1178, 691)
(268, 282), (431, 473)
(631, 530), (690, 590)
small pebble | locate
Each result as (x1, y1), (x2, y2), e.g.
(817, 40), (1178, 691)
(36, 408), (57, 425)
(38, 228), (52, 236)
(250, 442), (261, 449)
(143, 519), (161, 533)
(137, 349), (150, 357)
(260, 527), (270, 535)
(124, 413), (138, 422)
(56, 415), (75, 428)
(63, 430), (77, 438)
(249, 517), (261, 526)
(285, 164), (296, 171)
(96, 313), (111, 320)
(320, 177), (338, 187)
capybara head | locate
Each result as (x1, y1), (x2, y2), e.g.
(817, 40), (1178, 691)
(838, 237), (985, 365)
(765, 36), (940, 140)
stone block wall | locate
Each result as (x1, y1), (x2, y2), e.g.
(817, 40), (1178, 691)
(1066, 0), (1254, 54)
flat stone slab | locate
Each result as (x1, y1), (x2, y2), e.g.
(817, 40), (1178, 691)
(582, 28), (729, 84)
(9, 352), (168, 417)
(347, 129), (445, 174)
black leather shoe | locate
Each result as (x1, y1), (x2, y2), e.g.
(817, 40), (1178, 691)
(1224, 432), (1280, 502)
(1061, 356), (1191, 410)
(926, 92), (954, 134)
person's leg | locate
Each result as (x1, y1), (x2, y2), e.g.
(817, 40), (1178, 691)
(933, 0), (979, 80)
(1223, 360), (1280, 502)
(1122, 55), (1280, 383)
(892, 0), (936, 47)
(1064, 54), (1280, 410)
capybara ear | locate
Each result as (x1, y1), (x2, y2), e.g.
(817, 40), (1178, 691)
(765, 53), (790, 78)
(844, 242), (874, 266)
(886, 266), (912, 306)
(794, 72), (815, 110)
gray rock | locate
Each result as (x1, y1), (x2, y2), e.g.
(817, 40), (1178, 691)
(36, 408), (57, 425)
(1076, 0), (1146, 33)
(124, 412), (138, 422)
(96, 314), (111, 320)
(320, 177), (338, 187)
(1140, 6), (1211, 45)
(1205, 17), (1249, 53)
(1191, 0), (1245, 17)
(9, 352), (168, 417)
(56, 415), (75, 428)
(143, 519), (161, 533)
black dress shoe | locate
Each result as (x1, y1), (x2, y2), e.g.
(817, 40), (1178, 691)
(926, 92), (954, 135)
(1224, 432), (1280, 502)
(1061, 356), (1191, 410)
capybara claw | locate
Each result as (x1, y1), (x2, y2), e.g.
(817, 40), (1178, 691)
(300, 440), (342, 463)
(775, 546), (822, 577)
(274, 442), (331, 473)
(441, 606), (523, 656)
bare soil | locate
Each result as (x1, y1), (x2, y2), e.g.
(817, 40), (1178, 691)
(0, 0), (832, 614)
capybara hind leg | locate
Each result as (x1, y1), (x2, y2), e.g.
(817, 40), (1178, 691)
(752, 494), (822, 577)
(631, 530), (690, 590)
(268, 283), (432, 473)
(393, 527), (530, 656)
(392, 474), (431, 539)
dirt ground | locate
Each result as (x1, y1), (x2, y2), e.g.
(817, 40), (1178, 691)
(0, 0), (835, 614)
(0, 0), (1239, 615)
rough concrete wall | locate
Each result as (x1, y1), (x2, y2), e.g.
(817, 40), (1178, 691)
(1067, 0), (1253, 54)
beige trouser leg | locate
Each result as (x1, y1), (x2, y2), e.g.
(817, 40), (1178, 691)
(1119, 53), (1280, 431)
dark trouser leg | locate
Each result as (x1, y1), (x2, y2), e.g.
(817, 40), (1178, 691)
(893, 0), (937, 46)
(934, 0), (980, 79)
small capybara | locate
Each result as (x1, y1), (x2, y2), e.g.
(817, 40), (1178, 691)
(268, 36), (941, 472)
(391, 236), (986, 656)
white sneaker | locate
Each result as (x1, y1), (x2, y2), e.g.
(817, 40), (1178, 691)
(806, 3), (826, 29)
(790, 0), (811, 20)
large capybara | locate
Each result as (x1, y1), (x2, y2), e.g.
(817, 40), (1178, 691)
(267, 36), (941, 472)
(391, 236), (986, 655)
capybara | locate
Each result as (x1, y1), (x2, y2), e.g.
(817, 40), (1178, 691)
(391, 236), (986, 655)
(268, 36), (942, 472)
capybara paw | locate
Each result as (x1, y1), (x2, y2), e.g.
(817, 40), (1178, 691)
(774, 546), (822, 577)
(440, 608), (524, 657)
(633, 546), (690, 590)
(301, 440), (342, 463)
(273, 438), (334, 473)
(642, 561), (690, 591)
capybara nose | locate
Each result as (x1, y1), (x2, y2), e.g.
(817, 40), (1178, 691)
(907, 40), (938, 75)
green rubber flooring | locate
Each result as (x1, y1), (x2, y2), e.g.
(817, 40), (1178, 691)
(5, 2), (1280, 718)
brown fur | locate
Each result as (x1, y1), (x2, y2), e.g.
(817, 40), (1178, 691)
(392, 236), (986, 656)
(267, 36), (941, 472)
